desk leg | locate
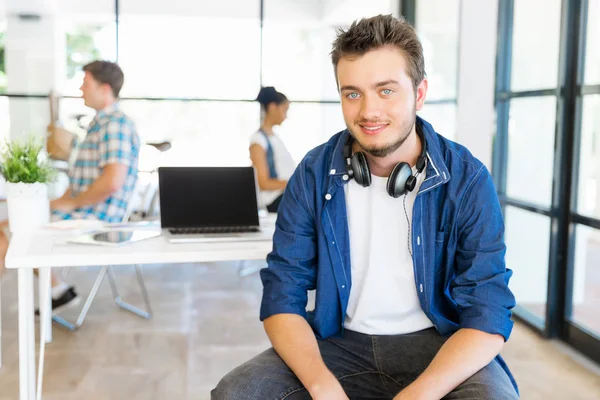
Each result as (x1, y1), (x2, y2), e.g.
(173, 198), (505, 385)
(18, 268), (35, 400)
(38, 268), (52, 343)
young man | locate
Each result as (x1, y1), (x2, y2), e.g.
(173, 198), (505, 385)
(0, 60), (140, 312)
(213, 15), (518, 400)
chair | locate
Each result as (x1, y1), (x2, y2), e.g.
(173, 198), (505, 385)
(52, 186), (153, 331)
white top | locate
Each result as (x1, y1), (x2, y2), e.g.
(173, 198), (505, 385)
(343, 167), (433, 335)
(250, 130), (296, 208)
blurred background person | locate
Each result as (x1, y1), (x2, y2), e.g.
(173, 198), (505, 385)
(249, 86), (295, 213)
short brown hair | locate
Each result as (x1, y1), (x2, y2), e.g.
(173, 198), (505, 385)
(331, 14), (425, 91)
(82, 60), (124, 98)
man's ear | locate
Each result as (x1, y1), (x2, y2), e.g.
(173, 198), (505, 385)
(102, 83), (114, 98)
(415, 78), (428, 112)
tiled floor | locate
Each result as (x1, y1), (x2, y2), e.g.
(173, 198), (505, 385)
(0, 261), (599, 399)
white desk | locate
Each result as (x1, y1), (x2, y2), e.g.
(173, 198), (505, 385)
(5, 217), (275, 400)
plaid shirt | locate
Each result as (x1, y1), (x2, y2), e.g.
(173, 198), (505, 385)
(53, 103), (140, 223)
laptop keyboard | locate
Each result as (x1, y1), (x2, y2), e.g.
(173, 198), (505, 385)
(168, 226), (260, 235)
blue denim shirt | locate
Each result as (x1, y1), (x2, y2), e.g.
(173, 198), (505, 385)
(260, 117), (517, 391)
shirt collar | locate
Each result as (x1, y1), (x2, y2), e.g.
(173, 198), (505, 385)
(94, 102), (120, 122)
(327, 116), (451, 191)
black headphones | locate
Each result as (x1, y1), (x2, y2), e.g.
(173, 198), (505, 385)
(343, 124), (427, 198)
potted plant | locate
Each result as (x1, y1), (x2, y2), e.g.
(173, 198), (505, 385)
(0, 137), (57, 233)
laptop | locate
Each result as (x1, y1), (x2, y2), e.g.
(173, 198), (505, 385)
(158, 166), (271, 243)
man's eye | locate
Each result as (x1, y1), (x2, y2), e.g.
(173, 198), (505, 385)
(381, 89), (393, 95)
(347, 93), (360, 99)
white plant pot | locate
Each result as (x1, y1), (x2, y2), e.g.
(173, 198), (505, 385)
(6, 182), (50, 233)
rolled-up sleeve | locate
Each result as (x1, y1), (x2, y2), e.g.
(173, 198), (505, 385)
(452, 165), (516, 341)
(260, 161), (317, 321)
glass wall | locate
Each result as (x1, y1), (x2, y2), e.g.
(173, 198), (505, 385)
(262, 0), (399, 157)
(495, 0), (562, 323)
(494, 0), (600, 362)
(568, 0), (600, 348)
(1, 0), (464, 164)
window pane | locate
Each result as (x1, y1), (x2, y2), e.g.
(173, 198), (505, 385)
(571, 224), (600, 336)
(119, 100), (260, 167)
(506, 96), (557, 207)
(584, 0), (600, 84)
(63, 21), (117, 96)
(119, 1), (260, 98)
(58, 99), (344, 174)
(416, 0), (460, 100)
(276, 102), (345, 162)
(417, 103), (456, 140)
(261, 23), (338, 101)
(505, 206), (551, 321)
(263, 0), (399, 101)
(576, 95), (600, 219)
(59, 99), (259, 167)
(511, 0), (561, 91)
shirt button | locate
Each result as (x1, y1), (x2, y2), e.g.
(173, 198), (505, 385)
(331, 241), (335, 244)
(325, 193), (332, 200)
(330, 169), (336, 175)
(341, 285), (345, 289)
(342, 174), (349, 181)
(419, 284), (424, 293)
(417, 236), (421, 246)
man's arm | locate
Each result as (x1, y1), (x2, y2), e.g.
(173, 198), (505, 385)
(264, 315), (347, 399)
(394, 329), (503, 400)
(46, 124), (76, 161)
(260, 164), (347, 400)
(250, 144), (287, 191)
(396, 165), (515, 400)
(51, 164), (128, 212)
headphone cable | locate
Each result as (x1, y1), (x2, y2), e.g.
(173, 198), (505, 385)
(403, 193), (412, 258)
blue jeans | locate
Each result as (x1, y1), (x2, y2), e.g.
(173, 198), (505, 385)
(211, 328), (518, 400)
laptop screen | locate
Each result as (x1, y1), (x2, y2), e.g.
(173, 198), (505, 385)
(158, 167), (260, 228)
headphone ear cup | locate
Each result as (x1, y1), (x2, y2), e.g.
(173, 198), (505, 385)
(387, 162), (412, 198)
(351, 152), (371, 187)
(405, 175), (417, 192)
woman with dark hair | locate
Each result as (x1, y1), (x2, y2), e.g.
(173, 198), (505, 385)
(250, 86), (296, 213)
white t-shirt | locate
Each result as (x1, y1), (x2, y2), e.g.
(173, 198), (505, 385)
(249, 131), (296, 207)
(343, 166), (434, 335)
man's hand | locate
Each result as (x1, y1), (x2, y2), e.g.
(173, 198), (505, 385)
(309, 379), (349, 400)
(393, 386), (430, 400)
(50, 197), (77, 213)
(46, 123), (75, 161)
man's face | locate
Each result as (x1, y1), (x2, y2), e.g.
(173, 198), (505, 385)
(337, 46), (427, 158)
(79, 72), (106, 110)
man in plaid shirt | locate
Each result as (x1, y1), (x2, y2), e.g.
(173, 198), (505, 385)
(0, 60), (140, 312)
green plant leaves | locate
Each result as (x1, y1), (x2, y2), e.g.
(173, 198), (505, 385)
(0, 137), (58, 184)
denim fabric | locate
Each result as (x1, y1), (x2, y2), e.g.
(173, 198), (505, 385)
(212, 328), (518, 399)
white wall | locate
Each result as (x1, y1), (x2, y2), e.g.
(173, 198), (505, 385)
(455, 0), (499, 168)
